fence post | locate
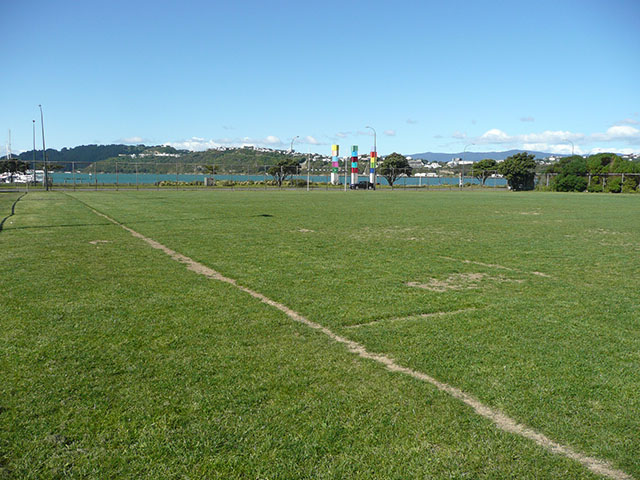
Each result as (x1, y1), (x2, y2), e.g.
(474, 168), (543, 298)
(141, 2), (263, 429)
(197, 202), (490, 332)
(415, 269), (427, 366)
(136, 162), (139, 190)
(72, 161), (76, 191)
(115, 161), (118, 191)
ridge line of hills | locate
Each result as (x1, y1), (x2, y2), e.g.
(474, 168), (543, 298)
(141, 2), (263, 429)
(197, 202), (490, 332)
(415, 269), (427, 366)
(4, 143), (634, 173)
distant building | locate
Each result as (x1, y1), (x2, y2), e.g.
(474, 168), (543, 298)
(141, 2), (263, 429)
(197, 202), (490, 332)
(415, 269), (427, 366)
(447, 157), (473, 167)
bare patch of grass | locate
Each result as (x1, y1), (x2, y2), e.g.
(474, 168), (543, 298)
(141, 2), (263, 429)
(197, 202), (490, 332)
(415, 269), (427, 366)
(407, 273), (488, 292)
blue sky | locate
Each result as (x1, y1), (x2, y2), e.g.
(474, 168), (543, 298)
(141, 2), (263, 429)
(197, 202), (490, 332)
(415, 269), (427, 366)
(3, 0), (639, 156)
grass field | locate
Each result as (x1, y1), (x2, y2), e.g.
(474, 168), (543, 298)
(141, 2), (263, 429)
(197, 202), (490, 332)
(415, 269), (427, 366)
(1, 190), (638, 479)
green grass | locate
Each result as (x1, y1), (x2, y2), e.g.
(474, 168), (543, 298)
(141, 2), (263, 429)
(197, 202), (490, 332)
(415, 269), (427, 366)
(1, 189), (638, 478)
(0, 192), (23, 229)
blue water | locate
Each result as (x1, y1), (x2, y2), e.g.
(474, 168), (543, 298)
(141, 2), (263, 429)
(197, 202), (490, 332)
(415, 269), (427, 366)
(50, 172), (507, 187)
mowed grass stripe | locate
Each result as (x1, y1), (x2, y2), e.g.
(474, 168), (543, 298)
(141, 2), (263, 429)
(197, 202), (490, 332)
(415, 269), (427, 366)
(77, 195), (633, 480)
(0, 191), (26, 232)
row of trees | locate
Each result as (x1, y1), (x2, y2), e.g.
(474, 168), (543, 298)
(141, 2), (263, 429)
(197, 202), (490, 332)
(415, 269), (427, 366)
(544, 153), (640, 192)
(375, 152), (538, 191)
(262, 152), (538, 190)
(0, 159), (30, 181)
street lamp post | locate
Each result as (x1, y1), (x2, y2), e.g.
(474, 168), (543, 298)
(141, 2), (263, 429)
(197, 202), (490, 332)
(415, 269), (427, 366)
(306, 149), (310, 191)
(32, 120), (36, 186)
(461, 143), (475, 188)
(365, 126), (376, 185)
(290, 135), (299, 153)
(564, 139), (575, 156)
(38, 105), (48, 191)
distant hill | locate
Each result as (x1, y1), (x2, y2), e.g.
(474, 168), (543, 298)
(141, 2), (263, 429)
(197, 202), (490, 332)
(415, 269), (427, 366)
(3, 144), (303, 173)
(7, 144), (180, 171)
(409, 149), (563, 162)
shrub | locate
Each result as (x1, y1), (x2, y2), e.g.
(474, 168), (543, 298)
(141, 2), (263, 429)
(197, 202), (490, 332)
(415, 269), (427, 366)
(587, 177), (603, 193)
(554, 174), (587, 192)
(605, 177), (622, 193)
(622, 176), (639, 193)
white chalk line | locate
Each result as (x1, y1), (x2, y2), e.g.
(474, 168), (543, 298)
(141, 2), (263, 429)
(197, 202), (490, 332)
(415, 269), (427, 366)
(344, 308), (479, 329)
(89, 207), (631, 480)
(439, 255), (552, 278)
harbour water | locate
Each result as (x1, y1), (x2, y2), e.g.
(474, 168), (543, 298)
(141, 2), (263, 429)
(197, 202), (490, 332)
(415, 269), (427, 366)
(49, 172), (507, 187)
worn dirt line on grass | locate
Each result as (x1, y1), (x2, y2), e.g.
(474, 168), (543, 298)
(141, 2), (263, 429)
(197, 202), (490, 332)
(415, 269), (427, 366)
(87, 206), (631, 480)
(0, 192), (27, 233)
(345, 308), (479, 329)
(439, 255), (552, 278)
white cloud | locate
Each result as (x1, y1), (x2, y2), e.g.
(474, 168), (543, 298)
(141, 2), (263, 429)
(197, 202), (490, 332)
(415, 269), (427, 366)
(616, 118), (639, 126)
(165, 137), (224, 151)
(264, 135), (281, 145)
(406, 118), (418, 124)
(520, 116), (535, 123)
(479, 129), (510, 142)
(522, 143), (583, 155)
(384, 129), (396, 136)
(165, 135), (285, 151)
(121, 136), (144, 144)
(593, 125), (640, 142)
(336, 131), (350, 138)
(589, 147), (637, 155)
(452, 130), (467, 139)
(303, 135), (323, 145)
(459, 125), (640, 154)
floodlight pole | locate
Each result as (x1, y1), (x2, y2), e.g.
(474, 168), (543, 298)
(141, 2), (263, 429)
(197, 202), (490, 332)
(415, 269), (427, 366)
(461, 143), (474, 189)
(290, 136), (299, 153)
(344, 156), (347, 192)
(564, 139), (575, 156)
(39, 105), (48, 191)
(32, 120), (36, 186)
(306, 150), (310, 191)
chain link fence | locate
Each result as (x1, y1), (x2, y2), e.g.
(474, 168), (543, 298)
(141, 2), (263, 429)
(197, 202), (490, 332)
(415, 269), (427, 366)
(1, 161), (514, 191)
(4, 160), (636, 192)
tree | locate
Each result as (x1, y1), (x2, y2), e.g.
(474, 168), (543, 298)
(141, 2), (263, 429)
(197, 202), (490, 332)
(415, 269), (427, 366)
(379, 152), (412, 187)
(548, 156), (587, 192)
(498, 152), (536, 191)
(470, 158), (497, 185)
(554, 174), (587, 192)
(0, 159), (29, 182)
(268, 158), (300, 187)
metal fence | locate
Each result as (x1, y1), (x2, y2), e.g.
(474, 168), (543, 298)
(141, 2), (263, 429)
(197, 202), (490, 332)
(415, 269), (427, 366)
(0, 161), (516, 191)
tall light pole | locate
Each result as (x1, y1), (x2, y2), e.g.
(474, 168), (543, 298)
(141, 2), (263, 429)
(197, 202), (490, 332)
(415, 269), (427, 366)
(365, 126), (377, 185)
(461, 143), (474, 188)
(32, 120), (36, 186)
(39, 104), (48, 191)
(564, 139), (575, 156)
(290, 135), (299, 153)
